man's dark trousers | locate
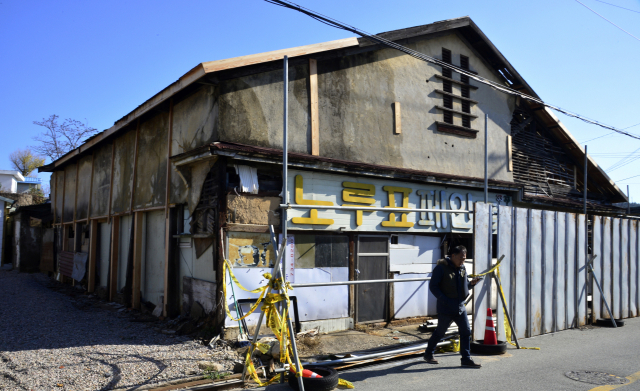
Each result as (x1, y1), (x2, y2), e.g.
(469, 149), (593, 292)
(424, 310), (472, 360)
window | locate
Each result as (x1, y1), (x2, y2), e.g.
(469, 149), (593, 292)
(293, 234), (349, 268)
(434, 49), (478, 137)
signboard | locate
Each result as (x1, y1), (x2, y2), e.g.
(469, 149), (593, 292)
(286, 170), (510, 233)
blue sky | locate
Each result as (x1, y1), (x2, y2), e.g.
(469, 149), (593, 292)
(1, 0), (639, 201)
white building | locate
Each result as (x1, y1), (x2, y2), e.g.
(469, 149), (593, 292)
(0, 171), (25, 193)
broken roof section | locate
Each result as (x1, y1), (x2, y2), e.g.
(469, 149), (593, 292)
(38, 16), (627, 202)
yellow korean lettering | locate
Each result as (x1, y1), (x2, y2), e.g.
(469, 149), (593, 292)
(342, 182), (375, 226)
(381, 186), (414, 228)
(292, 175), (334, 225)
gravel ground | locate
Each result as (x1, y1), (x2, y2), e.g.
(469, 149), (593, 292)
(0, 268), (236, 391)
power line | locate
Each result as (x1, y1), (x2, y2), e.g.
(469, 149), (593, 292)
(574, 0), (640, 42)
(265, 0), (640, 141)
(579, 122), (640, 143)
(616, 173), (640, 182)
(596, 0), (640, 14)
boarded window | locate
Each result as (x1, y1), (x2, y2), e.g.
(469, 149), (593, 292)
(294, 234), (348, 268)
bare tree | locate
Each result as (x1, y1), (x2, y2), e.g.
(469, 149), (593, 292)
(9, 149), (46, 177)
(32, 114), (98, 161)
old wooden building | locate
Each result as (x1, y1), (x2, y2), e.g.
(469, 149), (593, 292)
(41, 17), (627, 333)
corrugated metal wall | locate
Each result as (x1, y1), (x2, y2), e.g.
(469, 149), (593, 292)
(473, 203), (639, 341)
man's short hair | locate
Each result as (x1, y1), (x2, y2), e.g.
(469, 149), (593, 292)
(451, 245), (467, 255)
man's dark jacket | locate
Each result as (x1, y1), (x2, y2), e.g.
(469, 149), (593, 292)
(429, 257), (472, 315)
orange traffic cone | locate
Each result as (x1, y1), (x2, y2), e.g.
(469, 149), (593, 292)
(290, 367), (323, 378)
(484, 308), (497, 345)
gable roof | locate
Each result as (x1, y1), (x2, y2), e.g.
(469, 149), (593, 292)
(38, 16), (626, 202)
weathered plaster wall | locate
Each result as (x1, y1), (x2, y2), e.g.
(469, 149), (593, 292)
(76, 155), (93, 220)
(111, 131), (136, 214)
(219, 64), (310, 155)
(218, 33), (515, 181)
(226, 195), (280, 226)
(118, 214), (132, 291)
(133, 113), (168, 209)
(63, 165), (77, 222)
(170, 86), (219, 205)
(91, 143), (112, 218)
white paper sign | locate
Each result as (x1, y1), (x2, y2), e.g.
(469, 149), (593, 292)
(279, 234), (295, 283)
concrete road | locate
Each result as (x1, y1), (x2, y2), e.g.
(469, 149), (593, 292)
(260, 317), (640, 391)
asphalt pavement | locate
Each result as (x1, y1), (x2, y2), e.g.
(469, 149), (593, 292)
(260, 317), (640, 391)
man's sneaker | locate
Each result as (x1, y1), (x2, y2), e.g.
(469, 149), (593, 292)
(423, 355), (439, 364)
(461, 359), (481, 368)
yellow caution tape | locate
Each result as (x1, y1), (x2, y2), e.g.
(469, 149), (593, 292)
(223, 258), (356, 388)
(338, 378), (355, 389)
(468, 255), (504, 278)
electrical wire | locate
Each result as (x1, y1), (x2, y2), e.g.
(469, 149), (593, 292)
(574, 0), (640, 42)
(616, 173), (640, 182)
(596, 0), (640, 14)
(265, 0), (640, 140)
(579, 122), (640, 144)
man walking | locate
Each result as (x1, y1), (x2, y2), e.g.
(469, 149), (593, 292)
(423, 245), (482, 368)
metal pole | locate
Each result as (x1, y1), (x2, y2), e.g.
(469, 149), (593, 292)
(291, 277), (431, 288)
(282, 55), (289, 246)
(583, 145), (588, 216)
(484, 113), (488, 203)
(279, 204), (471, 214)
(240, 241), (287, 382)
(586, 255), (616, 327)
(492, 270), (520, 348)
(628, 185), (631, 215)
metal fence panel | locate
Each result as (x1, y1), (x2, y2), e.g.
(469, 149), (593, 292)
(577, 214), (587, 326)
(529, 209), (543, 337)
(473, 202), (492, 341)
(514, 207), (529, 339)
(621, 219), (630, 319)
(632, 221), (638, 317)
(496, 205), (513, 341)
(566, 213), (577, 328)
(543, 211), (556, 334)
(556, 212), (566, 331)
(612, 218), (621, 319)
(592, 216), (602, 321)
(602, 218), (613, 319)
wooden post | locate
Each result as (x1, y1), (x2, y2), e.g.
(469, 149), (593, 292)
(108, 142), (116, 222)
(88, 219), (98, 293)
(393, 102), (401, 134)
(61, 170), (66, 224)
(132, 211), (143, 309)
(309, 59), (319, 156)
(130, 120), (141, 213)
(163, 99), (174, 316)
(109, 216), (120, 301)
(73, 163), (80, 224)
(87, 154), (95, 220)
(52, 172), (57, 225)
